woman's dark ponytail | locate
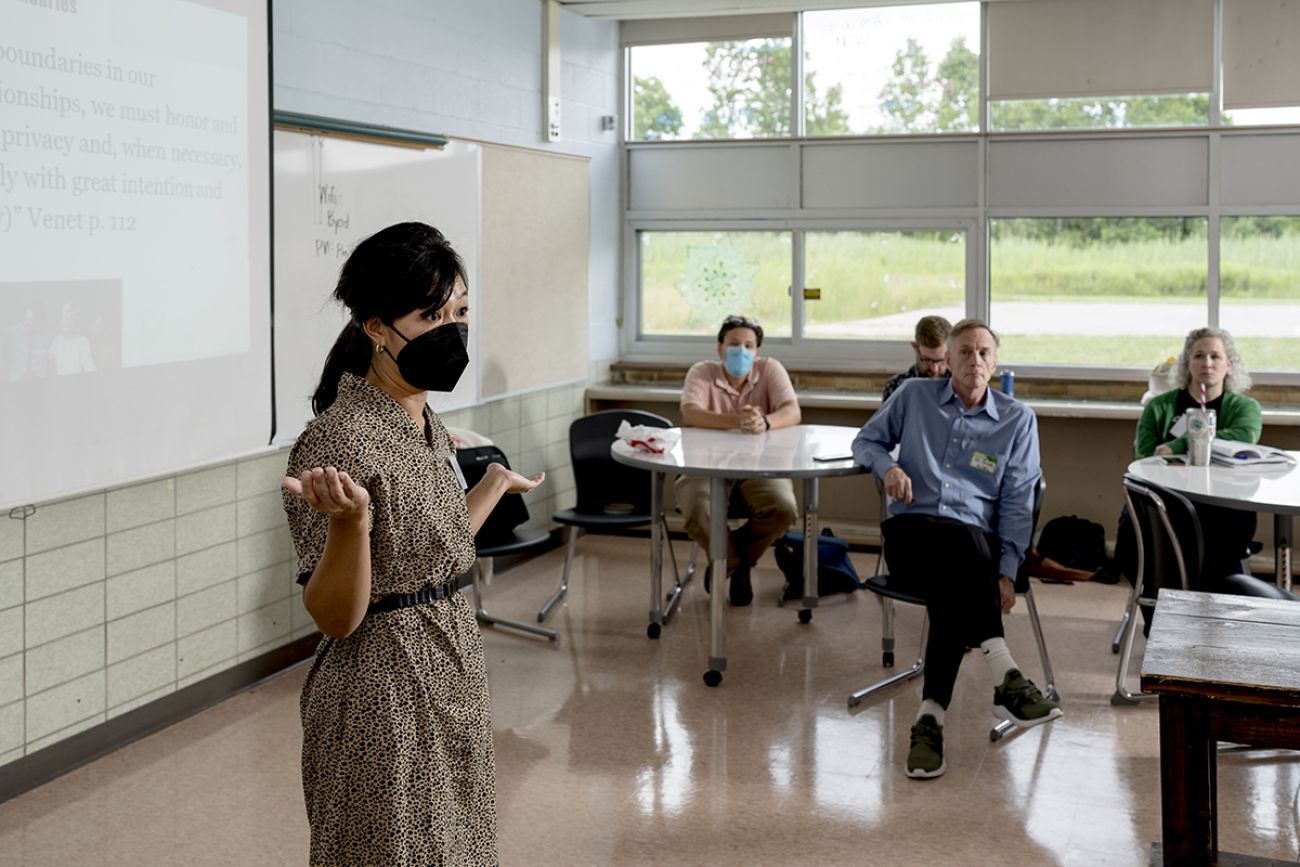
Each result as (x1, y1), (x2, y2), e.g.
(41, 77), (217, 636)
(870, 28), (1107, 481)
(312, 321), (372, 415)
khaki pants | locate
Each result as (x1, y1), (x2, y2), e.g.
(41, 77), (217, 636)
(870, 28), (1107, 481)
(675, 475), (798, 571)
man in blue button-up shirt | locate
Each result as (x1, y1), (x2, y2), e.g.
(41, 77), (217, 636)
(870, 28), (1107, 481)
(853, 319), (1060, 780)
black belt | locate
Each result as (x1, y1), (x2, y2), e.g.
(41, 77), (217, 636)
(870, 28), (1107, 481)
(366, 583), (458, 616)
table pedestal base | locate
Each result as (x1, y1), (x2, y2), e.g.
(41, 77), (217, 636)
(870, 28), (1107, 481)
(1276, 514), (1293, 594)
(1151, 845), (1299, 866)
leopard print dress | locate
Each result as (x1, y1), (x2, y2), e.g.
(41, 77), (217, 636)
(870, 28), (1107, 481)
(282, 373), (498, 866)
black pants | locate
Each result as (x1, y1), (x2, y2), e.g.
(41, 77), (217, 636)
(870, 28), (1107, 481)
(882, 513), (1004, 709)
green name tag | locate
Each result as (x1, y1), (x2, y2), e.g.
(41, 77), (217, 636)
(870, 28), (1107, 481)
(970, 451), (999, 474)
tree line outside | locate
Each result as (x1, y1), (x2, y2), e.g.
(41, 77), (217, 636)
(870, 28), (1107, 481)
(632, 38), (1300, 367)
(633, 36), (1219, 139)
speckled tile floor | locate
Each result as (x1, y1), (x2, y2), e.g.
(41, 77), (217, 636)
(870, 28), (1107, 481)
(1, 535), (1297, 866)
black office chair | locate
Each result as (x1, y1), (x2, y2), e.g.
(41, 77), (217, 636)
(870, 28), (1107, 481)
(1112, 476), (1296, 704)
(536, 409), (691, 635)
(1109, 490), (1264, 655)
(456, 445), (558, 643)
(847, 476), (1055, 744)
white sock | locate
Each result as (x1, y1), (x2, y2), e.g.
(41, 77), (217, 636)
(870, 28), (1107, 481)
(981, 637), (1017, 686)
(917, 698), (946, 727)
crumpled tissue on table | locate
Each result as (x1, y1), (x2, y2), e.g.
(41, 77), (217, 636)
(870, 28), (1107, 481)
(615, 420), (680, 454)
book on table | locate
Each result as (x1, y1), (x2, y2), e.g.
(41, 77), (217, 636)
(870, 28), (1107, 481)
(1209, 439), (1297, 467)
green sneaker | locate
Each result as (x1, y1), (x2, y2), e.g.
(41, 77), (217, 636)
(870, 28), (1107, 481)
(993, 669), (1063, 728)
(906, 714), (945, 779)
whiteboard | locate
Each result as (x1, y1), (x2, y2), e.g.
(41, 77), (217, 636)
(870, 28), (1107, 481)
(272, 130), (481, 444)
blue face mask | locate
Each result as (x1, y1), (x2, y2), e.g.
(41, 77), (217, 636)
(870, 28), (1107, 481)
(724, 345), (755, 378)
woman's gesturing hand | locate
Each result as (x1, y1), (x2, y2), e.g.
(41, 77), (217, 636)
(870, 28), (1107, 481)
(283, 467), (371, 519)
(486, 461), (545, 494)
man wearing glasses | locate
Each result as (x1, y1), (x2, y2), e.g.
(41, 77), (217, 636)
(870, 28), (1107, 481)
(677, 315), (801, 606)
(882, 315), (952, 404)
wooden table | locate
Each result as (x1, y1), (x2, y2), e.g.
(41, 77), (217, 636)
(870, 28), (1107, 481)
(1141, 589), (1300, 866)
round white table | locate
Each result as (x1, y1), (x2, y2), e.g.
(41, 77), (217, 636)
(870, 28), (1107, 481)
(1126, 454), (1300, 591)
(612, 424), (868, 687)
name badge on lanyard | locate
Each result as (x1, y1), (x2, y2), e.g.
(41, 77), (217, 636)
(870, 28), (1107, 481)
(448, 454), (469, 491)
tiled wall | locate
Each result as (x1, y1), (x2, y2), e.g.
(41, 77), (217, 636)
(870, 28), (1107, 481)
(0, 450), (302, 767)
(0, 372), (601, 770)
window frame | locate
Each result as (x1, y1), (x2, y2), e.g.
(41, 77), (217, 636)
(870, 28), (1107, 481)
(625, 218), (978, 370)
(624, 26), (798, 144)
(618, 1), (1300, 382)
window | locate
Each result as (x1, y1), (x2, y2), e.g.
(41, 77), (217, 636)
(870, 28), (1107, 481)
(801, 3), (981, 135)
(1221, 0), (1300, 128)
(630, 38), (793, 141)
(985, 0), (1213, 133)
(1221, 106), (1300, 127)
(803, 231), (966, 340)
(639, 232), (792, 338)
(623, 4), (1300, 376)
(989, 94), (1211, 132)
(989, 218), (1208, 366)
(1220, 217), (1300, 371)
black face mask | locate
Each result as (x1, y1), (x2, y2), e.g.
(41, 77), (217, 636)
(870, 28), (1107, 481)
(389, 322), (469, 392)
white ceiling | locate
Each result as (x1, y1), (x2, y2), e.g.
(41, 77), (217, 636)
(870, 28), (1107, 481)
(557, 0), (1016, 20)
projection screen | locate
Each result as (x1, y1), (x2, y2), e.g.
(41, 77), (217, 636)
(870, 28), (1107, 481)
(0, 0), (272, 510)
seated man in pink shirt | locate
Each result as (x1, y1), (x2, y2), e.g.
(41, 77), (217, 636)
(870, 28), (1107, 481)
(677, 315), (801, 606)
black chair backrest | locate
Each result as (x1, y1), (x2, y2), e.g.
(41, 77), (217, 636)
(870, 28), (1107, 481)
(456, 445), (529, 546)
(1122, 475), (1202, 597)
(568, 409), (672, 516)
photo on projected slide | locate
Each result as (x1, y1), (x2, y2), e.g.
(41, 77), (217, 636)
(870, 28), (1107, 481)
(0, 280), (122, 384)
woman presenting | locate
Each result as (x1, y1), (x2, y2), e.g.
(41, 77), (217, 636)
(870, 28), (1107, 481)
(282, 222), (541, 865)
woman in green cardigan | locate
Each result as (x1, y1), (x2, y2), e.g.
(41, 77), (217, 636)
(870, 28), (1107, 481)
(1119, 328), (1262, 618)
(1135, 328), (1261, 459)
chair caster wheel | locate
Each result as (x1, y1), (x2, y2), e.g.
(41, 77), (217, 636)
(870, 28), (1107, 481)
(797, 609), (813, 624)
(703, 670), (722, 687)
(646, 622), (661, 640)
(883, 652), (895, 667)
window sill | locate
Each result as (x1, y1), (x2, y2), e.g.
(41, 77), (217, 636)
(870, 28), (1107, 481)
(599, 363), (1300, 426)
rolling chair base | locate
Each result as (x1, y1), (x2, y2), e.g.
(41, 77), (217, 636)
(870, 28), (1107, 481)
(472, 560), (558, 644)
(538, 519), (691, 635)
(846, 656), (925, 708)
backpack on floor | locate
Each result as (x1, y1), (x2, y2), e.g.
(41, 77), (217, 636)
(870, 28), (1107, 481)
(1035, 515), (1107, 571)
(773, 528), (863, 599)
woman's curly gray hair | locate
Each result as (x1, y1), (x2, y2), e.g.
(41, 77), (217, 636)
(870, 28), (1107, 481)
(1176, 327), (1252, 393)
